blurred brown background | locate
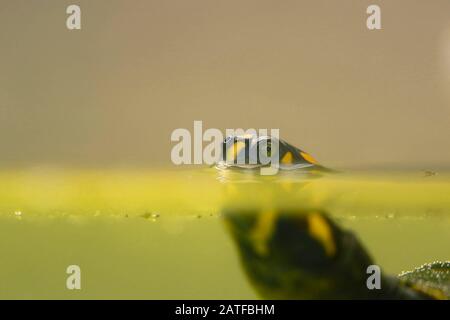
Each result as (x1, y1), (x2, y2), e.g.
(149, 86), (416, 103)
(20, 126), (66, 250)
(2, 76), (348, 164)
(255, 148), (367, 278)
(1, 0), (449, 169)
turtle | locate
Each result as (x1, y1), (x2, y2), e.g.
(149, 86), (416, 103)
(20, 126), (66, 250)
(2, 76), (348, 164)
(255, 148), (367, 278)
(217, 135), (449, 300)
(215, 134), (328, 172)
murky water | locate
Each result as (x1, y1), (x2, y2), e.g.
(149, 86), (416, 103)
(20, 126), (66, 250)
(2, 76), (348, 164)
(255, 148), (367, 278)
(0, 168), (449, 299)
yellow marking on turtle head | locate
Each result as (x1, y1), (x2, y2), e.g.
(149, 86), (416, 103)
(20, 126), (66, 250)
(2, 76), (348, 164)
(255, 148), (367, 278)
(307, 213), (336, 257)
(227, 141), (246, 162)
(281, 152), (293, 165)
(250, 211), (277, 256)
(300, 151), (318, 165)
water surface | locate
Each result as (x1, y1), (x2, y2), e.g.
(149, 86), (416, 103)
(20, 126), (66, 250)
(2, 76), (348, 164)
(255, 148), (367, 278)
(0, 168), (448, 299)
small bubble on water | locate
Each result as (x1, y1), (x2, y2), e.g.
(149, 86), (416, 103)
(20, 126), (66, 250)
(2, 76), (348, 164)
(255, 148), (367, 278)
(150, 213), (160, 222)
(14, 211), (23, 219)
(141, 212), (160, 221)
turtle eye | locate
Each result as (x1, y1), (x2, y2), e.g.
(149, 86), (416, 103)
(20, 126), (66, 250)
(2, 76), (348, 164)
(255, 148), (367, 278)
(266, 142), (272, 157)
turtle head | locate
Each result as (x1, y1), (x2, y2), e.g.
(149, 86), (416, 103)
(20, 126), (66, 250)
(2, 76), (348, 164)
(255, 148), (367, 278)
(216, 135), (323, 172)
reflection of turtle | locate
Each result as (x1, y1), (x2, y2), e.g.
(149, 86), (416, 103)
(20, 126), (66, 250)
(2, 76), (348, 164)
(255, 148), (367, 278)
(219, 135), (449, 300)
